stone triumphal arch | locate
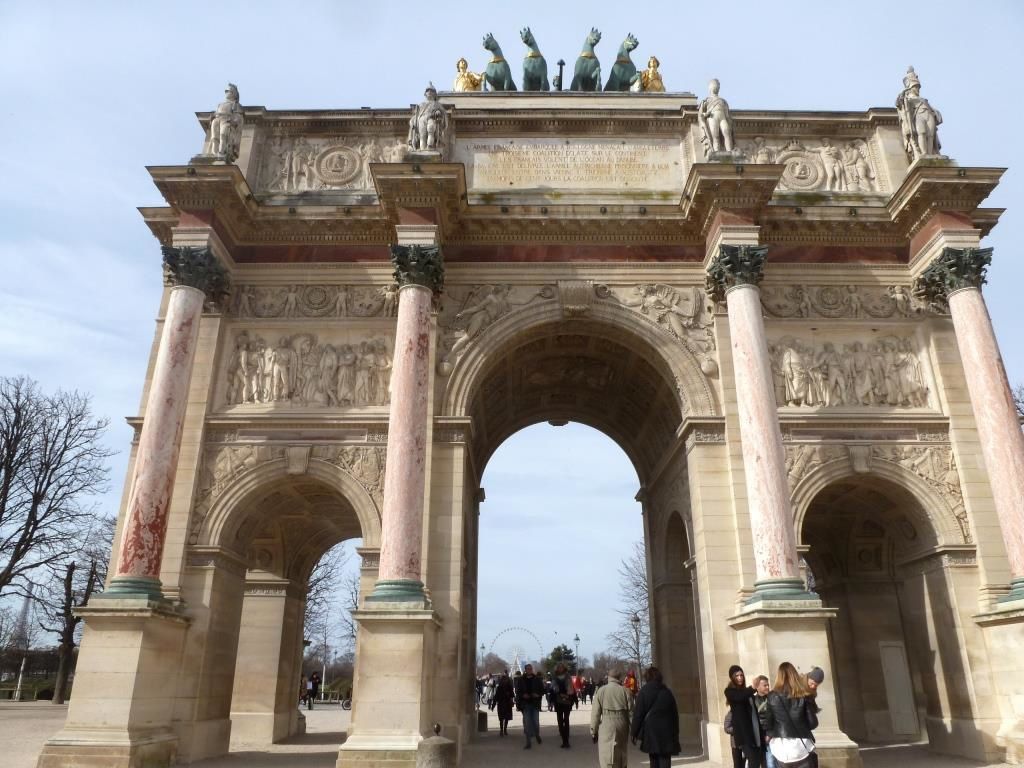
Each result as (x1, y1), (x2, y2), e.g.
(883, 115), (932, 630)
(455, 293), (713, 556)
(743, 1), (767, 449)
(38, 68), (1024, 768)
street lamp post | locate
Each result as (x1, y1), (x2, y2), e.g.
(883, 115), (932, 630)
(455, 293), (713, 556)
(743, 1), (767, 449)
(630, 613), (642, 678)
(573, 634), (580, 673)
(480, 643), (486, 674)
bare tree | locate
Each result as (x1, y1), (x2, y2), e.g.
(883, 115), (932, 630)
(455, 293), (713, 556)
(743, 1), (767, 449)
(0, 606), (15, 648)
(1014, 383), (1024, 420)
(590, 651), (629, 681)
(0, 377), (112, 598)
(480, 652), (510, 675)
(604, 541), (652, 674)
(36, 516), (115, 704)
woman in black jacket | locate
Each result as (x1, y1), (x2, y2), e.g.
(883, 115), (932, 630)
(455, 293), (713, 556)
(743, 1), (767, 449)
(762, 662), (818, 767)
(725, 665), (763, 768)
(630, 667), (680, 768)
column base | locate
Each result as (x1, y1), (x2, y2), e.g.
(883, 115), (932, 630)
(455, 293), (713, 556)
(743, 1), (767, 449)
(747, 577), (819, 605)
(728, 602), (861, 768)
(37, 727), (178, 768)
(36, 598), (190, 768)
(366, 579), (430, 608)
(100, 575), (167, 602)
(998, 577), (1024, 605)
(339, 606), (439, 768)
(975, 602), (1024, 764)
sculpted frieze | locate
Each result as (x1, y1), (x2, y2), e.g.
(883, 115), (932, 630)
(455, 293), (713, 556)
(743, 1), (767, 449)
(768, 334), (930, 409)
(871, 445), (970, 543)
(223, 331), (392, 409)
(234, 284), (397, 319)
(783, 441), (969, 545)
(602, 283), (718, 374)
(254, 136), (406, 195)
(760, 285), (918, 320)
(742, 137), (886, 194)
(437, 284), (555, 372)
(188, 443), (385, 545)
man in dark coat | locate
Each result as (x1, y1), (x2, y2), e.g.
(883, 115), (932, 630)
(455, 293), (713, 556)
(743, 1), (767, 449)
(630, 666), (680, 768)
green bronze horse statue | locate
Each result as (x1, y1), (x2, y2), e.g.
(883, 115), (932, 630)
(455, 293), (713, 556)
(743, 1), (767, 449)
(519, 27), (549, 91)
(482, 33), (517, 91)
(570, 28), (602, 92)
(604, 33), (639, 91)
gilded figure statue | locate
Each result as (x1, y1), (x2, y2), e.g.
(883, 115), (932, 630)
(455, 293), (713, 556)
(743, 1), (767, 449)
(896, 66), (943, 160)
(453, 58), (483, 92)
(604, 33), (639, 91)
(407, 83), (447, 153)
(208, 83), (243, 162)
(482, 33), (517, 91)
(697, 78), (735, 155)
(632, 55), (665, 92)
(570, 28), (602, 91)
(519, 27), (549, 91)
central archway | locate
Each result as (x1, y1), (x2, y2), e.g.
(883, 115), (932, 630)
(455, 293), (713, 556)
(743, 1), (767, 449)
(449, 307), (713, 750)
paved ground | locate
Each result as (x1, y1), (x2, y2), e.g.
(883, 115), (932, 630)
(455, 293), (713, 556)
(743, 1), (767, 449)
(2, 701), (1013, 768)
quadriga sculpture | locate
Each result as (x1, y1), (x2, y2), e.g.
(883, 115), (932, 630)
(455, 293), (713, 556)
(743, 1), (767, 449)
(570, 28), (602, 91)
(604, 33), (639, 91)
(519, 27), (549, 91)
(482, 33), (517, 91)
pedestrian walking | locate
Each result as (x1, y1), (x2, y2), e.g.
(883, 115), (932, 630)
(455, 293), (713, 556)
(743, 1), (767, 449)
(724, 665), (763, 768)
(552, 662), (575, 748)
(590, 667), (633, 768)
(516, 663), (545, 749)
(495, 669), (515, 737)
(630, 666), (680, 768)
(762, 662), (818, 768)
(804, 667), (824, 768)
(308, 671), (321, 711)
(753, 675), (775, 768)
(299, 675), (308, 707)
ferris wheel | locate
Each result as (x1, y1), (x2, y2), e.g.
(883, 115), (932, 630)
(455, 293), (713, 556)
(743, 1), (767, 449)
(487, 626), (546, 673)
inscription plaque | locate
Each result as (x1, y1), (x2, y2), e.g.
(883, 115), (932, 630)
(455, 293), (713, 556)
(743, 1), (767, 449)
(454, 137), (685, 195)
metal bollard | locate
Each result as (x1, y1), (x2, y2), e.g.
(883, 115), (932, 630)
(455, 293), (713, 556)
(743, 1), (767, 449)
(417, 723), (456, 768)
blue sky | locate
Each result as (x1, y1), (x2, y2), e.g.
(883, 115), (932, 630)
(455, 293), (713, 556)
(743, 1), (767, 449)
(1, 1), (1022, 655)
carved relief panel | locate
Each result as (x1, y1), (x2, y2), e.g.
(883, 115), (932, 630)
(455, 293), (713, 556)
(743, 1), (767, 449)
(253, 135), (407, 196)
(233, 283), (397, 319)
(767, 331), (932, 410)
(219, 329), (393, 410)
(740, 136), (890, 194)
(760, 284), (921, 320)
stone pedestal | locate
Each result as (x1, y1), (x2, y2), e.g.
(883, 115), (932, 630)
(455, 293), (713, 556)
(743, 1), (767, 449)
(728, 603), (861, 768)
(229, 580), (304, 745)
(337, 608), (440, 768)
(36, 599), (190, 768)
(976, 604), (1024, 762)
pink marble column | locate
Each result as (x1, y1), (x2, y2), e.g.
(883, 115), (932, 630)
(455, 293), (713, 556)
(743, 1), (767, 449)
(708, 244), (809, 601)
(948, 288), (1024, 585)
(926, 248), (1024, 600)
(369, 244), (443, 603)
(110, 285), (205, 598)
(727, 284), (802, 585)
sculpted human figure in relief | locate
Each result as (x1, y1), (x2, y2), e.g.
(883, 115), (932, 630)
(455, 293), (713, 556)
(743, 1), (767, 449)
(697, 78), (734, 155)
(209, 83), (243, 162)
(896, 66), (943, 160)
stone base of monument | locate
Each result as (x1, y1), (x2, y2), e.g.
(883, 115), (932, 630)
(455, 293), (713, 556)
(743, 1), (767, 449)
(975, 603), (1024, 764)
(707, 148), (746, 163)
(36, 599), (190, 768)
(727, 601), (862, 768)
(336, 607), (440, 768)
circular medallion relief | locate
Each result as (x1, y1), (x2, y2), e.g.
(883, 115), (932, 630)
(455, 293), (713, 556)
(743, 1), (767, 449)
(777, 149), (823, 191)
(316, 146), (361, 186)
